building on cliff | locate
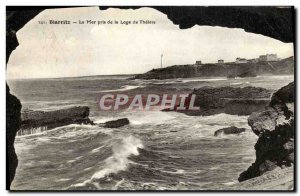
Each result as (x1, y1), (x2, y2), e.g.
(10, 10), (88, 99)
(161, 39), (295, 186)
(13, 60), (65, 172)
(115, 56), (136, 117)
(247, 58), (259, 63)
(218, 59), (224, 64)
(235, 57), (248, 64)
(195, 60), (202, 65)
(259, 54), (279, 62)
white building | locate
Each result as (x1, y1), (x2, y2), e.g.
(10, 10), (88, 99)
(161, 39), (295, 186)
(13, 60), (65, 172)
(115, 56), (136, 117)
(247, 58), (259, 63)
(259, 54), (279, 62)
(235, 58), (247, 64)
(196, 60), (202, 65)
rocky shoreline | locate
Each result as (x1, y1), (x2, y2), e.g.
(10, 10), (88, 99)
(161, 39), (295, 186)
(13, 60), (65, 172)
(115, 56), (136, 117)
(14, 82), (294, 190)
(166, 86), (272, 116)
(229, 167), (293, 190)
(238, 82), (294, 184)
(168, 82), (294, 188)
(18, 108), (131, 135)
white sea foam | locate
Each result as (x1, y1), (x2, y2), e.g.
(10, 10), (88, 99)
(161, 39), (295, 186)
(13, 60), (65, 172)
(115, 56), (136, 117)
(125, 111), (175, 125)
(152, 77), (227, 85)
(17, 126), (48, 137)
(92, 136), (143, 179)
(113, 179), (125, 190)
(99, 85), (144, 92)
(67, 159), (76, 163)
(47, 125), (111, 140)
(92, 117), (118, 124)
(90, 146), (105, 153)
(71, 135), (143, 188)
(180, 78), (227, 83)
(55, 178), (71, 182)
(230, 81), (250, 85)
(222, 181), (238, 186)
(230, 82), (243, 85)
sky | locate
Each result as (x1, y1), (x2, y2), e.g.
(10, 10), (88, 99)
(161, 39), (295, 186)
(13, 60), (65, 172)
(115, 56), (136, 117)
(7, 7), (294, 79)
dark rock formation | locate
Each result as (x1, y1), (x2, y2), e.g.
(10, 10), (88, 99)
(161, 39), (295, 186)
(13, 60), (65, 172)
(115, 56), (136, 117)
(100, 6), (294, 43)
(214, 126), (246, 136)
(174, 86), (271, 116)
(237, 71), (257, 78)
(227, 70), (257, 78)
(100, 118), (130, 128)
(6, 9), (44, 189)
(7, 6), (294, 44)
(6, 84), (22, 188)
(20, 106), (94, 132)
(134, 57), (293, 80)
(238, 82), (294, 182)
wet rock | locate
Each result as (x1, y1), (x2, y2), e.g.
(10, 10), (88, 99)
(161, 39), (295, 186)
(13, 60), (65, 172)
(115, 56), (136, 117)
(20, 106), (94, 131)
(248, 108), (278, 135)
(239, 82), (294, 182)
(237, 71), (257, 78)
(214, 126), (246, 136)
(228, 70), (257, 78)
(283, 138), (294, 152)
(224, 99), (270, 116)
(270, 82), (294, 107)
(176, 86), (271, 116)
(102, 118), (130, 128)
(286, 153), (294, 163)
(258, 160), (280, 174)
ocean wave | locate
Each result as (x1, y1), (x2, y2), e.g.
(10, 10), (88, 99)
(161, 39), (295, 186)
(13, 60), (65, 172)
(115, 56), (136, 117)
(124, 110), (176, 125)
(55, 178), (71, 182)
(98, 85), (144, 92)
(90, 145), (105, 154)
(70, 135), (143, 189)
(221, 181), (238, 186)
(16, 124), (113, 146)
(149, 77), (227, 85)
(230, 81), (250, 85)
(16, 123), (96, 138)
(17, 126), (48, 137)
(180, 78), (227, 83)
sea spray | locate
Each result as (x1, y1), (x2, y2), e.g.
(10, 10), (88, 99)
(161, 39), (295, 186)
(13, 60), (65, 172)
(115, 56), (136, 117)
(17, 126), (48, 136)
(92, 135), (143, 179)
(71, 135), (143, 188)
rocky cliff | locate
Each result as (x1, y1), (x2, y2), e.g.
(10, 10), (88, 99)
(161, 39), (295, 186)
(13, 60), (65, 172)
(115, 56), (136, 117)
(134, 57), (294, 80)
(238, 82), (294, 182)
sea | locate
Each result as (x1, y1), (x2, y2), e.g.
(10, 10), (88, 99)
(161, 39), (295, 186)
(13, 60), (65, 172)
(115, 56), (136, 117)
(7, 75), (294, 190)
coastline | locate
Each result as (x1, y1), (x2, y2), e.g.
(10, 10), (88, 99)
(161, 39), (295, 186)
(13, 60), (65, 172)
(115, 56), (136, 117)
(228, 167), (293, 190)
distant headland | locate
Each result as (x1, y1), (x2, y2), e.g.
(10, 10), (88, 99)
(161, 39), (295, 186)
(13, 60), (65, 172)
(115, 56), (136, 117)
(133, 55), (294, 80)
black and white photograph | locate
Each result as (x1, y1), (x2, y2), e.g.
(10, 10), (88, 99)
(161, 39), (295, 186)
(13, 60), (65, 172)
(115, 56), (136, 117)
(6, 6), (295, 191)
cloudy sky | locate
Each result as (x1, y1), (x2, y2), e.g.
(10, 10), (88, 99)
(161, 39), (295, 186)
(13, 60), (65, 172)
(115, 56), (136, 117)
(7, 7), (294, 79)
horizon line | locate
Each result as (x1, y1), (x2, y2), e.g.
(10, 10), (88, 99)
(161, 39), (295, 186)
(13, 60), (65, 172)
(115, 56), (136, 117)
(6, 73), (137, 80)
